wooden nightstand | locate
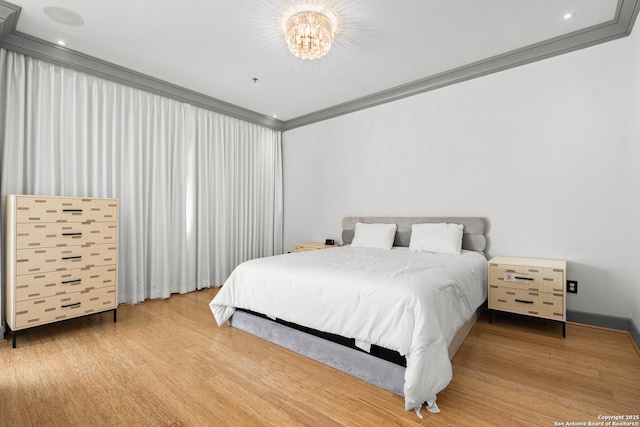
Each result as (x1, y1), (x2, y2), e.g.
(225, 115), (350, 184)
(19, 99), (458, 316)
(488, 256), (567, 337)
(292, 242), (337, 253)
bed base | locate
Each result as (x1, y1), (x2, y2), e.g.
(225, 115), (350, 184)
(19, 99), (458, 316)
(229, 303), (485, 397)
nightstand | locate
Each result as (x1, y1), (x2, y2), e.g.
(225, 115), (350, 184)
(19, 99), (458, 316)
(488, 256), (567, 337)
(292, 242), (337, 253)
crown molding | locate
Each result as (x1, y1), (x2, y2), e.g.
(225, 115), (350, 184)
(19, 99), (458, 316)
(0, 0), (18, 37)
(284, 0), (640, 130)
(0, 2), (284, 131)
(1, 0), (639, 132)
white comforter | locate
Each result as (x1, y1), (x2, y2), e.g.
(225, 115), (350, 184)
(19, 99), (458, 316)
(209, 246), (487, 411)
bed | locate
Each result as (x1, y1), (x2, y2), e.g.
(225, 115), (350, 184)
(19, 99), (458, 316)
(210, 217), (488, 415)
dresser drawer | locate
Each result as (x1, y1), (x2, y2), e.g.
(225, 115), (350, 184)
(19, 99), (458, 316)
(16, 222), (117, 249)
(14, 196), (117, 223)
(15, 265), (117, 301)
(13, 285), (117, 329)
(490, 286), (564, 320)
(490, 263), (564, 294)
(15, 244), (117, 275)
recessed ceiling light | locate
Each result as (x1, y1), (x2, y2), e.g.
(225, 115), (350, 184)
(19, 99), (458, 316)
(57, 39), (66, 46)
(563, 12), (576, 20)
(44, 6), (84, 27)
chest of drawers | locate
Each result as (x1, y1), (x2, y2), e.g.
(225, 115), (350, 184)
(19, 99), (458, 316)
(5, 195), (118, 347)
(488, 256), (566, 337)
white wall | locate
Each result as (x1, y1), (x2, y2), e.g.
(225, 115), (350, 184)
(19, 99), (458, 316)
(283, 36), (635, 318)
(630, 26), (640, 329)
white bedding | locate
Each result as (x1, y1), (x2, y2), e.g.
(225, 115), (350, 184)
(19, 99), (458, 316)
(209, 246), (487, 412)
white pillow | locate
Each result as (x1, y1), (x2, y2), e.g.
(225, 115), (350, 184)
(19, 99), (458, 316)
(350, 223), (397, 250)
(409, 223), (464, 254)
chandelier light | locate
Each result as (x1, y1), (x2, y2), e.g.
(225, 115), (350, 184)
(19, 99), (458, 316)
(283, 8), (337, 60)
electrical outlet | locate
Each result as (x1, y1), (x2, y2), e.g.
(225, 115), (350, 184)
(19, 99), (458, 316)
(567, 280), (578, 294)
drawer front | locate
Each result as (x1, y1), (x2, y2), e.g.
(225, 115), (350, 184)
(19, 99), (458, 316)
(293, 245), (316, 252)
(15, 245), (117, 275)
(15, 197), (118, 223)
(13, 286), (117, 330)
(490, 264), (564, 294)
(15, 265), (117, 301)
(16, 222), (117, 249)
(490, 286), (564, 320)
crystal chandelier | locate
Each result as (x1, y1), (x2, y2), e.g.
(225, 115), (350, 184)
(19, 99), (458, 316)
(283, 9), (337, 60)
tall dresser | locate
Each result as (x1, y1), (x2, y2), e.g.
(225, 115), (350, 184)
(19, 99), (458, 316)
(5, 195), (118, 348)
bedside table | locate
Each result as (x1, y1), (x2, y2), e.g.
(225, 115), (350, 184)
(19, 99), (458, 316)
(488, 256), (567, 337)
(292, 242), (337, 253)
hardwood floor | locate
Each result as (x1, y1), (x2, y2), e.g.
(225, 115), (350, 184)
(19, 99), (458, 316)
(1, 287), (638, 426)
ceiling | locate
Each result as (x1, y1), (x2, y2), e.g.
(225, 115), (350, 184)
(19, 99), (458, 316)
(0, 0), (638, 130)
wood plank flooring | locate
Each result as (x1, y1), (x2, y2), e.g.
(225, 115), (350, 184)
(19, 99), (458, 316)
(1, 287), (638, 426)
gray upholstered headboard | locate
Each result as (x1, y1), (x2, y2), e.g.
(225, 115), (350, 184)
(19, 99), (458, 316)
(341, 217), (488, 255)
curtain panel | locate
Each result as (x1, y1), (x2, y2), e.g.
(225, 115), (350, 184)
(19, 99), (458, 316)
(0, 48), (283, 320)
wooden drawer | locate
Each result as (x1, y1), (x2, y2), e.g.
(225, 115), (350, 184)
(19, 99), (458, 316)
(13, 285), (117, 330)
(15, 244), (117, 275)
(16, 222), (117, 249)
(14, 196), (117, 223)
(15, 265), (117, 301)
(489, 286), (564, 320)
(490, 263), (564, 294)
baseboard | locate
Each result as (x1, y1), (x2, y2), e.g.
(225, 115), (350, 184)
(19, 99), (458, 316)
(631, 319), (640, 351)
(567, 309), (640, 350)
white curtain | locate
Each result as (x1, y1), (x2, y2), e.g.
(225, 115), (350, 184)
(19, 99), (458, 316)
(0, 48), (283, 312)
